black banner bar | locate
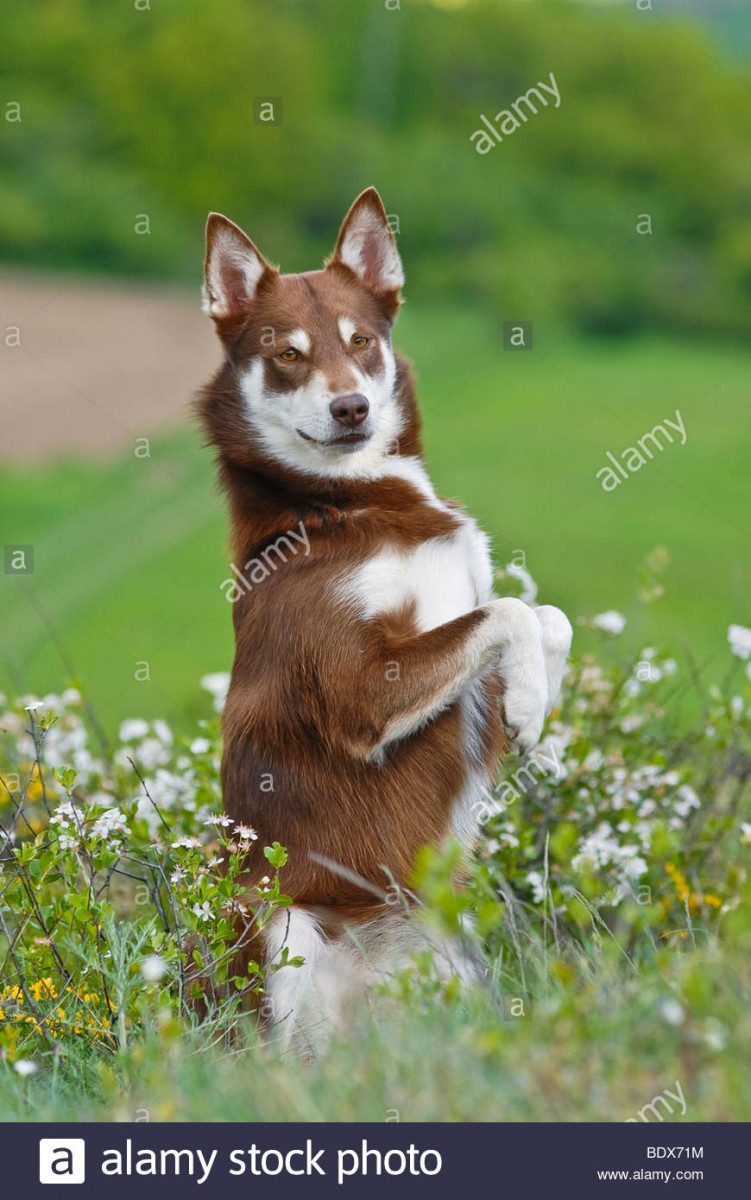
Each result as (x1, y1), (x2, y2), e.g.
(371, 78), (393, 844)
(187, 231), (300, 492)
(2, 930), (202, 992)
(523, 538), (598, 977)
(4, 1121), (742, 1197)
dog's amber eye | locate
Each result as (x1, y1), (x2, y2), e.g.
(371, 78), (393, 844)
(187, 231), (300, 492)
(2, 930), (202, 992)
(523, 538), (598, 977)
(351, 334), (369, 349)
(278, 347), (300, 362)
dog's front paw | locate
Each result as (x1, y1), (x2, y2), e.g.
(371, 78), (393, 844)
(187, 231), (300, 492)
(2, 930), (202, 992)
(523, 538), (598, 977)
(534, 605), (573, 714)
(502, 677), (548, 755)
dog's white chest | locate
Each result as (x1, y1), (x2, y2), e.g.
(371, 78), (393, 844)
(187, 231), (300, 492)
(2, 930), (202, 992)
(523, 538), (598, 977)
(340, 513), (493, 631)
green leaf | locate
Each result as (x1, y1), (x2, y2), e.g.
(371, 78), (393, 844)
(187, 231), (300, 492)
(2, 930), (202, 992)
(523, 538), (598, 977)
(263, 841), (288, 869)
(52, 767), (77, 790)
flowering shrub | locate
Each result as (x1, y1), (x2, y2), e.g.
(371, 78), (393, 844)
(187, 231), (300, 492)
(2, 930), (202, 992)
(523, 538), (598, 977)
(482, 646), (749, 936)
(479, 563), (751, 951)
(0, 677), (292, 1068)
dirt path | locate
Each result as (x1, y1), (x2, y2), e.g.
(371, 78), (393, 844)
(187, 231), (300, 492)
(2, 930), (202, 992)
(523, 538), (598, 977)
(0, 269), (220, 462)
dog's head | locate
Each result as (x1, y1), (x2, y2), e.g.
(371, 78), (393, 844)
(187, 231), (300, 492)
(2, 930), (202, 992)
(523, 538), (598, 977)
(202, 188), (409, 479)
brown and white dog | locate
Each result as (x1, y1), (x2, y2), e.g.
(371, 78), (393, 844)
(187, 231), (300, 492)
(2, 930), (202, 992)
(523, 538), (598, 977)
(197, 188), (572, 1046)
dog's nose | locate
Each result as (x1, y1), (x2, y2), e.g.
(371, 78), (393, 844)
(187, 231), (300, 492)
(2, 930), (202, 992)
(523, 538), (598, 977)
(329, 393), (369, 428)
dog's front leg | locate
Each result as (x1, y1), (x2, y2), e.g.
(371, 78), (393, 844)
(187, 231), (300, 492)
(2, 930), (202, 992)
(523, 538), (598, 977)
(356, 596), (557, 758)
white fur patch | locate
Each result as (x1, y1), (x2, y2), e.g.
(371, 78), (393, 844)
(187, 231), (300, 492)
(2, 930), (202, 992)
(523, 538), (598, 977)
(338, 316), (357, 345)
(337, 517), (493, 633)
(288, 328), (311, 354)
(339, 209), (404, 292)
(336, 513), (495, 755)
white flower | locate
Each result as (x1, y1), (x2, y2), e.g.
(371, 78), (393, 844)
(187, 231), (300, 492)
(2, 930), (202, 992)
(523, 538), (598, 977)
(504, 562), (538, 605)
(619, 714), (643, 734)
(0, 712), (24, 735)
(92, 808), (128, 840)
(50, 800), (78, 828)
(152, 719), (173, 745)
(57, 833), (81, 852)
(702, 1020), (726, 1052)
(203, 814), (233, 827)
(659, 998), (685, 1027)
(171, 836), (201, 850)
(24, 700), (45, 713)
(201, 672), (230, 712)
(190, 900), (214, 922)
(235, 824), (258, 842)
(674, 786), (701, 819)
(728, 624), (751, 660)
(140, 954), (168, 982)
(582, 749), (604, 771)
(525, 870), (545, 904)
(14, 1059), (38, 1077)
(62, 687), (82, 706)
(622, 854), (648, 879)
(190, 737), (211, 754)
(131, 737), (169, 771)
(591, 610), (626, 635)
(740, 823), (751, 846)
(119, 718), (150, 742)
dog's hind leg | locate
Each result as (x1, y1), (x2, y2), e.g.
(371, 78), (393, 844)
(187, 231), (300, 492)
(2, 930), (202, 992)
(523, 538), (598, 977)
(262, 907), (362, 1055)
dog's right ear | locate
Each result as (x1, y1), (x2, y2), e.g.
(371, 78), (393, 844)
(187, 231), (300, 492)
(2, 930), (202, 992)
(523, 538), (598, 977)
(202, 213), (276, 322)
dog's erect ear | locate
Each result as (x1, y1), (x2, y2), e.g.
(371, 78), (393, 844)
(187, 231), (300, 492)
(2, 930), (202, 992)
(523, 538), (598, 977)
(328, 188), (403, 316)
(203, 213), (276, 321)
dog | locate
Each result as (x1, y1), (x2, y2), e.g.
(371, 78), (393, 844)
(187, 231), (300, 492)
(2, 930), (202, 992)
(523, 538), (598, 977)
(197, 187), (572, 1048)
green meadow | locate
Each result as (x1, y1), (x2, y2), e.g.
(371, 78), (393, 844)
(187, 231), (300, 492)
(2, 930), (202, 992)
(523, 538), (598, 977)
(1, 307), (748, 734)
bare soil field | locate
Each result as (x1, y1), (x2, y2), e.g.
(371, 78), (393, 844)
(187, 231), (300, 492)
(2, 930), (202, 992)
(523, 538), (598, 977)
(0, 269), (219, 461)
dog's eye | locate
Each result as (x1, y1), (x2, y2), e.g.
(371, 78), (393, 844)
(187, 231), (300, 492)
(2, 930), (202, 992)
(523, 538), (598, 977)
(351, 334), (369, 349)
(278, 347), (300, 362)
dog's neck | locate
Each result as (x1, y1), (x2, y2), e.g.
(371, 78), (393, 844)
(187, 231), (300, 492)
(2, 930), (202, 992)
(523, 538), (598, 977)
(199, 351), (428, 563)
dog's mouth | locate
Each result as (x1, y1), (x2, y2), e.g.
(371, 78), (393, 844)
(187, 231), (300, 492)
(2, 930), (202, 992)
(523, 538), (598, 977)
(296, 429), (371, 451)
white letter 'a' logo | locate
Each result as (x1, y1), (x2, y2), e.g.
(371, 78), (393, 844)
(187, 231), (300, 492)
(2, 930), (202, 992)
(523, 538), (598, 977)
(39, 1139), (86, 1184)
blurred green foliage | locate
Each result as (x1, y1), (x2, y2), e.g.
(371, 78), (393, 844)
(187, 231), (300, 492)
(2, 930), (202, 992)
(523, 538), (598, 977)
(2, 0), (751, 339)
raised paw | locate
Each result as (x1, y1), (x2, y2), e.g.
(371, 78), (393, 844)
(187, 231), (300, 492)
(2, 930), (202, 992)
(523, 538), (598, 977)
(533, 604), (573, 714)
(502, 676), (548, 755)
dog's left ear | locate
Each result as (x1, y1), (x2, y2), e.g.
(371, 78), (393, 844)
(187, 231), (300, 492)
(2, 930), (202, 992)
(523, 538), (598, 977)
(327, 188), (404, 318)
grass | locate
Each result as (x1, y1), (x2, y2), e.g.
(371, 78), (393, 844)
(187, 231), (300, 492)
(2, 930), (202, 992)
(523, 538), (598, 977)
(1, 305), (749, 734)
(3, 908), (750, 1123)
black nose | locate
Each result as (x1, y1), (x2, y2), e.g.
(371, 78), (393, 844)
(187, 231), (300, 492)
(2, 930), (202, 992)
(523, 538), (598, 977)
(329, 393), (369, 428)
